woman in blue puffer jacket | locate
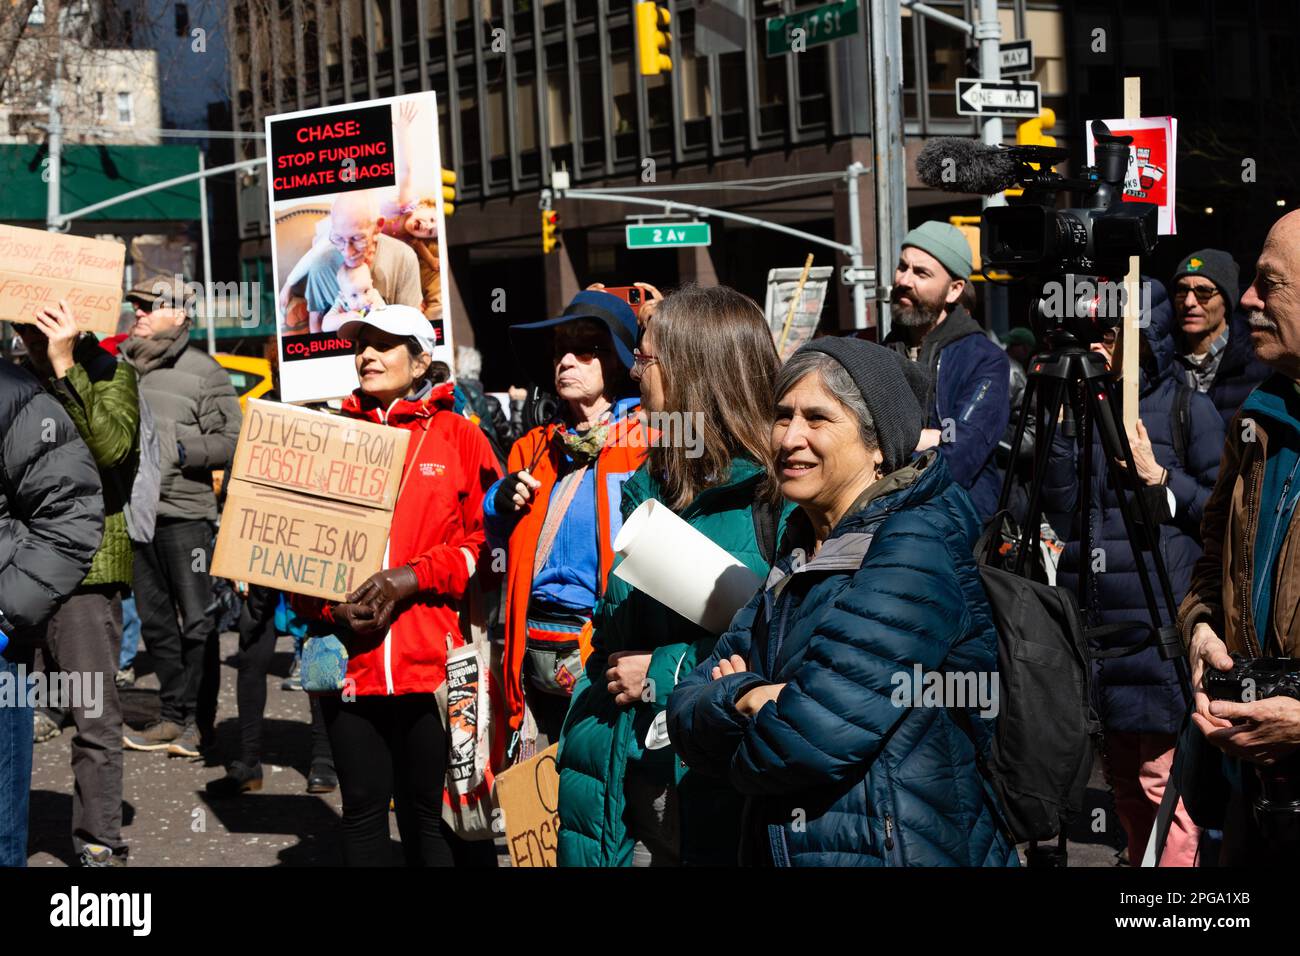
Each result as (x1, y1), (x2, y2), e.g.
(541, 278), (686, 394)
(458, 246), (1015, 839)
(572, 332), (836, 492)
(667, 338), (1018, 867)
(1043, 279), (1224, 867)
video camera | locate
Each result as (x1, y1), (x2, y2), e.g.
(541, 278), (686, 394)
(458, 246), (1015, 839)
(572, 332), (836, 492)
(917, 120), (1160, 346)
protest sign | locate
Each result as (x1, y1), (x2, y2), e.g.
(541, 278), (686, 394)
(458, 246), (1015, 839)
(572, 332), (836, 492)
(0, 225), (124, 334)
(494, 744), (560, 868)
(764, 265), (832, 360)
(230, 398), (406, 509)
(266, 92), (452, 403)
(211, 399), (409, 600)
(1084, 116), (1177, 235)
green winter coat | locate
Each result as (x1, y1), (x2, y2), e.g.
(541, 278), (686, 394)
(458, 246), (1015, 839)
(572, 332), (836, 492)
(35, 336), (140, 587)
(555, 457), (790, 866)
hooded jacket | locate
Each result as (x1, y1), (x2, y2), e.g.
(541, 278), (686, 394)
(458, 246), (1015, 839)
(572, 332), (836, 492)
(667, 452), (1017, 866)
(1044, 280), (1224, 735)
(0, 362), (103, 641)
(885, 305), (1010, 520)
(120, 323), (242, 522)
(300, 381), (501, 695)
(556, 458), (792, 866)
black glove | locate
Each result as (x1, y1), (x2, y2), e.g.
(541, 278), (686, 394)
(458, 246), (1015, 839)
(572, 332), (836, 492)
(493, 469), (531, 514)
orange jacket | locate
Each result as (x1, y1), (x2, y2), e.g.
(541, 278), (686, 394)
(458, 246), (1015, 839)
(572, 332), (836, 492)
(499, 406), (649, 729)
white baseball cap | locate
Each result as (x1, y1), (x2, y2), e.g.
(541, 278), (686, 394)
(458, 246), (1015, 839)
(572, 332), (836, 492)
(332, 304), (438, 355)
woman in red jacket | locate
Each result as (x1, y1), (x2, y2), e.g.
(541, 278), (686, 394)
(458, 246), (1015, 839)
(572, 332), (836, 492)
(310, 304), (501, 866)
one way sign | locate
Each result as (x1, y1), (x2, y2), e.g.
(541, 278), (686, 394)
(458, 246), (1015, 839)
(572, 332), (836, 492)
(955, 78), (1042, 118)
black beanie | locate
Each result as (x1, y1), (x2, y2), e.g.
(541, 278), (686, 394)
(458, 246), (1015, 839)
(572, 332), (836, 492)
(799, 337), (930, 474)
(1173, 249), (1240, 313)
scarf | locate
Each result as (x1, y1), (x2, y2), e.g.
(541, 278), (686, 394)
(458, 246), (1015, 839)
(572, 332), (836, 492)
(119, 321), (191, 375)
(531, 411), (614, 576)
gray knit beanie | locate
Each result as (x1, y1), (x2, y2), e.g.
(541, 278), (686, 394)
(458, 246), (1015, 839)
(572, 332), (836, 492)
(799, 337), (929, 474)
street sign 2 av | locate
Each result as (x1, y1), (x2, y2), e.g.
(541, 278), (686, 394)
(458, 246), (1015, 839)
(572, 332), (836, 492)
(956, 78), (1042, 118)
(625, 221), (712, 249)
(765, 0), (859, 57)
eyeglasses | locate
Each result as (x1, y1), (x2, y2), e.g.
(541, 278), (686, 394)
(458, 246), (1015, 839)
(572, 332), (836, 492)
(632, 347), (658, 371)
(553, 341), (608, 362)
(1175, 284), (1221, 305)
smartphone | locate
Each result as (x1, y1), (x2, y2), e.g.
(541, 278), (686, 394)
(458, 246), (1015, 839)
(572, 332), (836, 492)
(602, 286), (643, 306)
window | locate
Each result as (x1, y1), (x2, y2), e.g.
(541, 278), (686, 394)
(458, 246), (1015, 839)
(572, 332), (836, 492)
(116, 92), (133, 124)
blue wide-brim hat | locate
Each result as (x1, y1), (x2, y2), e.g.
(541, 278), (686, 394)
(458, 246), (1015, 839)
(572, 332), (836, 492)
(509, 290), (639, 388)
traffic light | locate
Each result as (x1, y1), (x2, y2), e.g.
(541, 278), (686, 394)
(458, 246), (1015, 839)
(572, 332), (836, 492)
(542, 210), (560, 254)
(442, 167), (457, 216)
(636, 1), (672, 76)
(1005, 107), (1057, 198)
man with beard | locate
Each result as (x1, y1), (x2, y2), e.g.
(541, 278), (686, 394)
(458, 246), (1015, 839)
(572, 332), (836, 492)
(882, 221), (1010, 519)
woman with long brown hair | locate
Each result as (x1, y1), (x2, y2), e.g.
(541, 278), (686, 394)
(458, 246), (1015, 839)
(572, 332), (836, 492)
(555, 283), (792, 866)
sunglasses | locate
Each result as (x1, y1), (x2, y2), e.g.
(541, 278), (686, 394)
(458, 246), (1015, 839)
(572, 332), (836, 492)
(1175, 285), (1221, 305)
(553, 341), (609, 362)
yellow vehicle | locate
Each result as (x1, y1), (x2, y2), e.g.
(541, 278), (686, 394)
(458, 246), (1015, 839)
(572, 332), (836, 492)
(215, 353), (274, 413)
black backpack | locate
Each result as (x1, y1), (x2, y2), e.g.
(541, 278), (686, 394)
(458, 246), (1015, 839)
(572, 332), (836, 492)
(967, 516), (1102, 844)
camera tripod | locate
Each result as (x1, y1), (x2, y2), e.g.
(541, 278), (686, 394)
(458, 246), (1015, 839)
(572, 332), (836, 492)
(994, 337), (1196, 865)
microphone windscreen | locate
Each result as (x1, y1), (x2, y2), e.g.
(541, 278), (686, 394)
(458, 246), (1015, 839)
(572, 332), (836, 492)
(916, 138), (1021, 195)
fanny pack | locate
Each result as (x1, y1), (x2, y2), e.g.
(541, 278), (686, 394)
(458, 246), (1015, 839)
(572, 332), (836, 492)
(524, 602), (591, 698)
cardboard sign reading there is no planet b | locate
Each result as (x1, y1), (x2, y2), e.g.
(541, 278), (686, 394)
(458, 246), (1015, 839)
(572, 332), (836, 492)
(212, 399), (410, 601)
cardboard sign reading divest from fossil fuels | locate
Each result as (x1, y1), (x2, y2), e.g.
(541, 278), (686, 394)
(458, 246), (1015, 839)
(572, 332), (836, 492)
(212, 399), (409, 600)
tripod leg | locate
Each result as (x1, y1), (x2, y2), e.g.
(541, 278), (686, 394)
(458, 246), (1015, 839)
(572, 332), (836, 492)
(995, 372), (1037, 520)
(1012, 377), (1067, 576)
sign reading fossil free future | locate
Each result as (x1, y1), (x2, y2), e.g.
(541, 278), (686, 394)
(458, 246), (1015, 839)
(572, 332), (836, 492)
(211, 398), (410, 601)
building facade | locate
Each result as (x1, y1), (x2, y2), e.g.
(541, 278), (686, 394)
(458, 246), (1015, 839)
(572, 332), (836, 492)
(229, 0), (1068, 385)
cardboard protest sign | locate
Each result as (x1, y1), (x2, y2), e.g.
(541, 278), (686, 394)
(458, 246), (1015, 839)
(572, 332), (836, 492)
(265, 92), (452, 403)
(1084, 116), (1178, 235)
(213, 479), (394, 600)
(0, 225), (124, 334)
(494, 744), (560, 868)
(211, 399), (410, 600)
(230, 398), (406, 509)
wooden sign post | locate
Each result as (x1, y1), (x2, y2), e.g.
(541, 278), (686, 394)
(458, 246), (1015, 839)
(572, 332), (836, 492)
(1121, 76), (1142, 432)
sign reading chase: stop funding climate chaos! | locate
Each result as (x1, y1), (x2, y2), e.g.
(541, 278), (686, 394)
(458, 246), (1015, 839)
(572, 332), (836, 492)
(268, 103), (396, 202)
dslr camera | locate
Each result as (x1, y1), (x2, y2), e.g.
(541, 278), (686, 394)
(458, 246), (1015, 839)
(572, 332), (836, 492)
(1205, 653), (1300, 842)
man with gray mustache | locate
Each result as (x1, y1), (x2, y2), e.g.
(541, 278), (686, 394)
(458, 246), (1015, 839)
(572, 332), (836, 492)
(1180, 209), (1300, 865)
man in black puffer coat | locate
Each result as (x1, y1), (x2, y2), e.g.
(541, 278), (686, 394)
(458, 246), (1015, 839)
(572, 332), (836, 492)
(1044, 279), (1224, 868)
(0, 360), (104, 867)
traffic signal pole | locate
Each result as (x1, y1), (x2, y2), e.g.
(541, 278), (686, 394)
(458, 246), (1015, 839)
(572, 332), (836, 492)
(868, 0), (907, 337)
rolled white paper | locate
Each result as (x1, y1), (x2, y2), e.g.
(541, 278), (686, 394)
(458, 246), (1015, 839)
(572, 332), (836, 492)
(612, 498), (762, 635)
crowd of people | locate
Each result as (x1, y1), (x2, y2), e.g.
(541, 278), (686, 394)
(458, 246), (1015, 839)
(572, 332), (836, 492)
(2, 208), (1298, 868)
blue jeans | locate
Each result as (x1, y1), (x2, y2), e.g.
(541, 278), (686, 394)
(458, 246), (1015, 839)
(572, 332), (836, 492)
(0, 650), (34, 867)
(119, 595), (140, 670)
